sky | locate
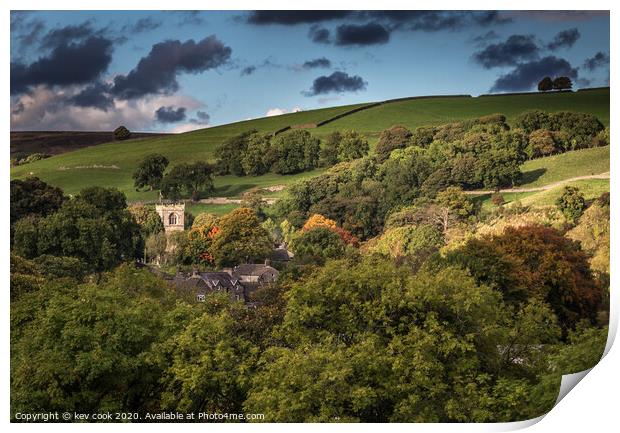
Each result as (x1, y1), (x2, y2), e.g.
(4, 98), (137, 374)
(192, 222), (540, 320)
(10, 10), (610, 132)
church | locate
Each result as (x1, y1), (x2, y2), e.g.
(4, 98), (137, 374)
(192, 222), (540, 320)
(155, 203), (185, 232)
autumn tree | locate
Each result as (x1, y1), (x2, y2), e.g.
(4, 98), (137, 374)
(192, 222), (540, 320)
(444, 222), (607, 330)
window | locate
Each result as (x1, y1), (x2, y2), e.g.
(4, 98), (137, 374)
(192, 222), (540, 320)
(197, 294), (205, 302)
(169, 213), (177, 225)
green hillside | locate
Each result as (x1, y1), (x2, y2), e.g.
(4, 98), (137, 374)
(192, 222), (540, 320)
(11, 88), (610, 204)
(318, 90), (610, 142)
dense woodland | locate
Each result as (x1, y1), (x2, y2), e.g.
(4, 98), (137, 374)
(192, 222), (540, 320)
(10, 110), (610, 422)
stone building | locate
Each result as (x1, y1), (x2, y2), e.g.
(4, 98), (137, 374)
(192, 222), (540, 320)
(155, 203), (185, 232)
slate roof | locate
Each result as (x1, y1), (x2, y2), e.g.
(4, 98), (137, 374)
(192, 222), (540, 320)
(199, 272), (241, 289)
(233, 264), (278, 277)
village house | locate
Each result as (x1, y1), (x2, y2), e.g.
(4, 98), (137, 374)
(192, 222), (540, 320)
(172, 270), (245, 302)
(169, 262), (280, 303)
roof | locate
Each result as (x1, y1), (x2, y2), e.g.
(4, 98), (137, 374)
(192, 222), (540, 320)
(199, 272), (241, 289)
(270, 247), (294, 261)
(233, 264), (278, 277)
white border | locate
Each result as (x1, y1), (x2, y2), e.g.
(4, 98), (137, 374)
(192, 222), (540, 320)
(2, 1), (616, 432)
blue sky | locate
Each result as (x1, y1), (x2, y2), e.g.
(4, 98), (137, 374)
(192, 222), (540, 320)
(10, 10), (610, 132)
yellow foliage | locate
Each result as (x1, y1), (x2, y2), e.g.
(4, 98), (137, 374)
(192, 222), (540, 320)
(302, 214), (338, 232)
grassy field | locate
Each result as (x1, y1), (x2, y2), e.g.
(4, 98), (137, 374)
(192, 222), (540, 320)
(520, 146), (610, 187)
(11, 89), (609, 203)
(316, 89), (610, 145)
(520, 179), (610, 207)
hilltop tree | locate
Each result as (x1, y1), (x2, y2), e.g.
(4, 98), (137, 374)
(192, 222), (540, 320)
(537, 76), (553, 92)
(161, 161), (214, 201)
(113, 125), (131, 140)
(132, 153), (169, 191)
(552, 76), (572, 91)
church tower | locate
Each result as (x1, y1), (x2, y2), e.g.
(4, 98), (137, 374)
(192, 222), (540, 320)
(155, 203), (185, 233)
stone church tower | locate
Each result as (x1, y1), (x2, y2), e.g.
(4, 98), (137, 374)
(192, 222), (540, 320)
(155, 203), (185, 233)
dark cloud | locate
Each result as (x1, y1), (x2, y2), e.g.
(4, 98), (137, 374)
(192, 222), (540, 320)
(302, 57), (331, 69)
(12, 16), (46, 49)
(195, 111), (210, 122)
(359, 11), (511, 31)
(240, 58), (282, 76)
(155, 106), (187, 123)
(335, 22), (390, 46)
(111, 35), (232, 99)
(172, 11), (206, 26)
(246, 11), (351, 25)
(122, 17), (162, 34)
(41, 22), (100, 49)
(11, 36), (114, 94)
(247, 10), (511, 31)
(583, 51), (609, 71)
(504, 11), (608, 22)
(490, 56), (578, 92)
(309, 25), (330, 44)
(472, 30), (499, 45)
(473, 34), (540, 68)
(547, 28), (580, 50)
(303, 71), (367, 96)
(70, 81), (114, 111)
(241, 66), (257, 76)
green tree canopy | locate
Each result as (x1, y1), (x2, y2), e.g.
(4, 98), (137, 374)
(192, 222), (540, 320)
(132, 153), (169, 191)
(161, 161), (215, 201)
(210, 208), (273, 267)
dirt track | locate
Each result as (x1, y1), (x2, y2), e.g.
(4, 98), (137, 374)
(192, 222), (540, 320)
(464, 172), (610, 195)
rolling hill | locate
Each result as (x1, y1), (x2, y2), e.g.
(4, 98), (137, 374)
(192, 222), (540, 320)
(11, 88), (610, 209)
(10, 130), (171, 159)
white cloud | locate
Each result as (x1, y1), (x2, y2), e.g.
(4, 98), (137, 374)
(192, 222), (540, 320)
(265, 106), (304, 117)
(10, 85), (205, 132)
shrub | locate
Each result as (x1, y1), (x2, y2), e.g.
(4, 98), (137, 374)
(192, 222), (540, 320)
(491, 193), (505, 207)
(556, 186), (586, 223)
